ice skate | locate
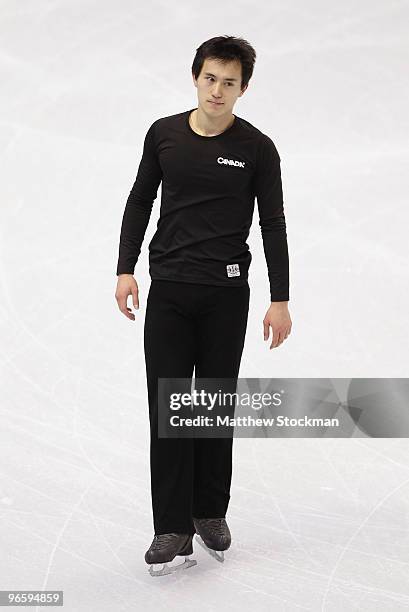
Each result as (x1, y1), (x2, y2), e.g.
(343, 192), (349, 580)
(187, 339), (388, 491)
(193, 517), (231, 563)
(145, 533), (197, 576)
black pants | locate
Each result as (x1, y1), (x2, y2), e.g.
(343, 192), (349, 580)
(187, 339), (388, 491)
(143, 279), (250, 535)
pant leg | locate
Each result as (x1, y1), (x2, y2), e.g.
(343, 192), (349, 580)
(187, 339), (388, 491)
(143, 280), (197, 535)
(192, 283), (250, 518)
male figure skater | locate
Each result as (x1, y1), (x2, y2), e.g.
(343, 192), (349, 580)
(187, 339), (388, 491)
(115, 35), (292, 576)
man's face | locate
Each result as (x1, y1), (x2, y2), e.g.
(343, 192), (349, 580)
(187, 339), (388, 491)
(192, 57), (247, 116)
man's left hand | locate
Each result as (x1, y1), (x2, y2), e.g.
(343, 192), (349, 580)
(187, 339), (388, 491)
(263, 302), (292, 349)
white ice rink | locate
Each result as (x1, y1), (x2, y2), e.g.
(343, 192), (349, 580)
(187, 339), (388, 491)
(1, 1), (409, 610)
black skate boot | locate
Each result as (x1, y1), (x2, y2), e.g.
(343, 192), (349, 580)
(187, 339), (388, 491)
(193, 518), (231, 563)
(145, 533), (197, 577)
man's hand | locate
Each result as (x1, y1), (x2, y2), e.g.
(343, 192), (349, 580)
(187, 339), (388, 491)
(115, 274), (140, 320)
(263, 301), (292, 349)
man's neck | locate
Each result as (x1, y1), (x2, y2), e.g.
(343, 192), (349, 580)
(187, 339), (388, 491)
(190, 106), (235, 137)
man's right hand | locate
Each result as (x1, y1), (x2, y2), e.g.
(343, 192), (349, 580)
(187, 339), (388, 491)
(115, 274), (140, 320)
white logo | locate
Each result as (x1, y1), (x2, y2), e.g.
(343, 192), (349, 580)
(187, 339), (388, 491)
(226, 264), (240, 277)
(217, 156), (245, 168)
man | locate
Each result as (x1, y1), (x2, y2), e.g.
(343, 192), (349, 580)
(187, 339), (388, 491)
(115, 35), (292, 576)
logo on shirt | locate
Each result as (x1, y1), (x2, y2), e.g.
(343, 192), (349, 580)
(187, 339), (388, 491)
(217, 156), (245, 168)
(226, 264), (240, 277)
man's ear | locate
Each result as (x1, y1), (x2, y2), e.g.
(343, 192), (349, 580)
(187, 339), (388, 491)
(239, 84), (248, 97)
(192, 72), (198, 88)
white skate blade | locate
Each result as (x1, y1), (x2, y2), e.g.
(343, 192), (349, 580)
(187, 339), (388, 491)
(195, 535), (225, 563)
(148, 556), (197, 577)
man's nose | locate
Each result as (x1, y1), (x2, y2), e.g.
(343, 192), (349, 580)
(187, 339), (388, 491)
(212, 83), (222, 97)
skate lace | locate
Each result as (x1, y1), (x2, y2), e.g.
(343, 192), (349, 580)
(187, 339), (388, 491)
(204, 518), (226, 536)
(151, 533), (179, 551)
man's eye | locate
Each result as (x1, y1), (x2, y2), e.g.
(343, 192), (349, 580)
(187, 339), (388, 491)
(206, 77), (234, 86)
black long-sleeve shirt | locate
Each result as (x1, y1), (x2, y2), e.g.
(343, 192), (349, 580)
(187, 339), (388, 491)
(116, 108), (289, 301)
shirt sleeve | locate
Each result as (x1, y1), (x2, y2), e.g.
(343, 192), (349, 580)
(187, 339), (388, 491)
(253, 133), (290, 302)
(116, 121), (162, 275)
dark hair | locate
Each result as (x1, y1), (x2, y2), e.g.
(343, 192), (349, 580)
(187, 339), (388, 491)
(191, 35), (256, 91)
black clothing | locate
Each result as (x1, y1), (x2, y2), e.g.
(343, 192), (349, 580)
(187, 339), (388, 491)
(143, 279), (250, 535)
(117, 109), (289, 302)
